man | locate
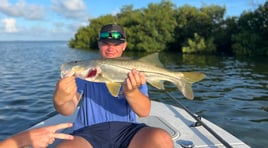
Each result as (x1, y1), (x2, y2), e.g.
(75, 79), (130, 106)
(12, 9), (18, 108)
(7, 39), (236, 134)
(53, 24), (173, 148)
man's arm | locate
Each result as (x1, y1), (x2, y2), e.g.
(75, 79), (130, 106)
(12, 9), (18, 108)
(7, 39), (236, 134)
(53, 76), (80, 116)
(124, 69), (151, 117)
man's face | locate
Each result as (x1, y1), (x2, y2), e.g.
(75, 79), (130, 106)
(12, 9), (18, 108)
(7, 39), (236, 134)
(98, 41), (127, 58)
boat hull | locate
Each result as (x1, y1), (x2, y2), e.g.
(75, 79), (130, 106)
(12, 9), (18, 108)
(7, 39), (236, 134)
(28, 101), (250, 148)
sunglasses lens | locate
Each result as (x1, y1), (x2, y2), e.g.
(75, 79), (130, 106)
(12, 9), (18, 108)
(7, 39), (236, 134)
(111, 32), (121, 39)
(100, 32), (123, 40)
(100, 32), (109, 38)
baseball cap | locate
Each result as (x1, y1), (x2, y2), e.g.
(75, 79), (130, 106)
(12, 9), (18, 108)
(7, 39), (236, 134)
(99, 24), (126, 44)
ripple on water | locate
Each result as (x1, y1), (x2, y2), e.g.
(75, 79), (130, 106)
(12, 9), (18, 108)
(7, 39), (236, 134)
(0, 44), (267, 147)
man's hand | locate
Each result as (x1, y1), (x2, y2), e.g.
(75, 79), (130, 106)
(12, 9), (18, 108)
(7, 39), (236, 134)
(123, 69), (150, 117)
(123, 69), (145, 96)
(54, 75), (77, 106)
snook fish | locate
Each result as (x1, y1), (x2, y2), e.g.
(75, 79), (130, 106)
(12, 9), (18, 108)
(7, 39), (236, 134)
(61, 53), (205, 100)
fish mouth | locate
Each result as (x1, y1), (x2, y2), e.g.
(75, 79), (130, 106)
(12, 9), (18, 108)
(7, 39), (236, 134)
(87, 68), (97, 78)
(86, 66), (102, 79)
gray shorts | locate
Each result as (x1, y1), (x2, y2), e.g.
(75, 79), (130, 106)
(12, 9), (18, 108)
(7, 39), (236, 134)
(72, 121), (147, 148)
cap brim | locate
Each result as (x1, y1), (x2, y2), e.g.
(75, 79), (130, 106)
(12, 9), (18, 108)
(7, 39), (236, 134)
(99, 39), (125, 44)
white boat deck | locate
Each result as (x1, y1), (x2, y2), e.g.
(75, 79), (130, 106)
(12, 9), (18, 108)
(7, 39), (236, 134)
(30, 101), (250, 148)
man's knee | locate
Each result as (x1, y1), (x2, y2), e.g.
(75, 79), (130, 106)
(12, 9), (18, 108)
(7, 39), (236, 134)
(152, 128), (173, 146)
(129, 127), (173, 148)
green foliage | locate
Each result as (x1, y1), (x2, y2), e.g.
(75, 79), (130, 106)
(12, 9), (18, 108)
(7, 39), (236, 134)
(129, 1), (177, 52)
(69, 26), (90, 49)
(231, 1), (268, 56)
(68, 0), (268, 56)
(232, 31), (258, 55)
(182, 33), (216, 54)
(172, 4), (225, 52)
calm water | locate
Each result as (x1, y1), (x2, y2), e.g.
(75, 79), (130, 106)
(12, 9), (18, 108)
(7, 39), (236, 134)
(0, 41), (267, 147)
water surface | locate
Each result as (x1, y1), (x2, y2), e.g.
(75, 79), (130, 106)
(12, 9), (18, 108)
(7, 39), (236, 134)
(0, 41), (267, 147)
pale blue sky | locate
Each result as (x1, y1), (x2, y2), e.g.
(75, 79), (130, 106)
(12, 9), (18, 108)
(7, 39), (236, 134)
(0, 0), (265, 41)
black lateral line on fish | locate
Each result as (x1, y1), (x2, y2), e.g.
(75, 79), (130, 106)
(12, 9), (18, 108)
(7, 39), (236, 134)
(104, 63), (173, 75)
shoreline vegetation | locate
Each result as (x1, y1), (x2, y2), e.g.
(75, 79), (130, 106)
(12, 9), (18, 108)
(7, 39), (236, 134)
(69, 0), (268, 56)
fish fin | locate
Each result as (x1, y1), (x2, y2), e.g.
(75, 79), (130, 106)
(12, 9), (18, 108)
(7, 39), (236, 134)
(182, 72), (206, 83)
(174, 72), (206, 100)
(106, 83), (122, 97)
(138, 53), (163, 67)
(147, 80), (165, 90)
(182, 82), (194, 100)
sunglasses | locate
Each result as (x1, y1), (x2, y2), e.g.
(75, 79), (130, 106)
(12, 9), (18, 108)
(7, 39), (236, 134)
(100, 32), (125, 40)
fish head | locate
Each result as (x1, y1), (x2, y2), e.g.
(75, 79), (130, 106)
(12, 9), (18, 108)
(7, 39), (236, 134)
(61, 64), (102, 81)
(70, 65), (102, 81)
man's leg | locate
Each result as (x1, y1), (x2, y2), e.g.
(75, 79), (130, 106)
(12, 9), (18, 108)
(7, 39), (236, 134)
(56, 136), (93, 148)
(128, 127), (174, 148)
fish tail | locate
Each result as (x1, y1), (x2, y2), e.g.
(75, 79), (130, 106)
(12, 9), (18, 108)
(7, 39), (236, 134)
(174, 72), (206, 100)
